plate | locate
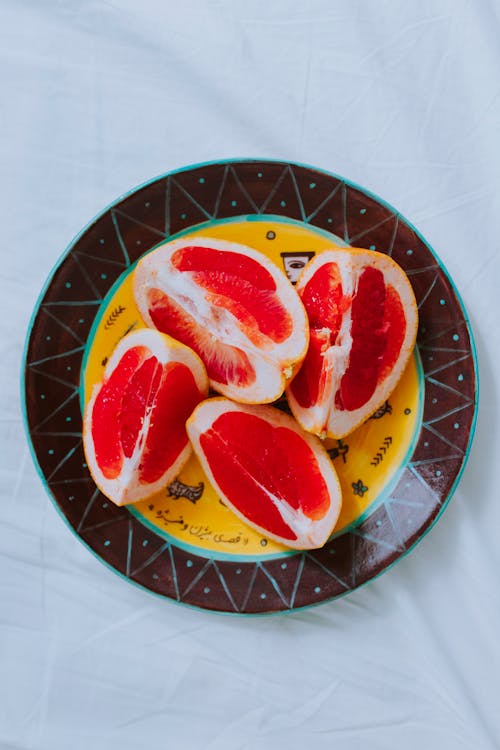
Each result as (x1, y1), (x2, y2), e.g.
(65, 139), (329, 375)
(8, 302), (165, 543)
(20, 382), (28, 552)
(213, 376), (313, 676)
(22, 159), (478, 614)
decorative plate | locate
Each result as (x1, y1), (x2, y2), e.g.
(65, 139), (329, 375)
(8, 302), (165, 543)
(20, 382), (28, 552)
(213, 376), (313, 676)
(22, 160), (478, 614)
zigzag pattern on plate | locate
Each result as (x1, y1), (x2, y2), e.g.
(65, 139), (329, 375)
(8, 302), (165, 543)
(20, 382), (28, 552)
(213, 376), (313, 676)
(24, 161), (477, 613)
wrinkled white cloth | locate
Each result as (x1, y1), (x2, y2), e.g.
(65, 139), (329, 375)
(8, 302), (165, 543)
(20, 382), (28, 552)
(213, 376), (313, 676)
(1, 1), (499, 748)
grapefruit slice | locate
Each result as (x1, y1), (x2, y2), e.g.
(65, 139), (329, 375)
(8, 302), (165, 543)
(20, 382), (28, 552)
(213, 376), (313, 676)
(187, 398), (342, 550)
(287, 247), (418, 438)
(133, 238), (309, 403)
(83, 328), (208, 506)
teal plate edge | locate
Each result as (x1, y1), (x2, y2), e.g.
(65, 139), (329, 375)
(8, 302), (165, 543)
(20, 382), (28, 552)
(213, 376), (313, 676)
(21, 158), (479, 615)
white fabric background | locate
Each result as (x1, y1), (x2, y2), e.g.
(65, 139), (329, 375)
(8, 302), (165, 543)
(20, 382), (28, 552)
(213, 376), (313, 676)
(1, 1), (499, 748)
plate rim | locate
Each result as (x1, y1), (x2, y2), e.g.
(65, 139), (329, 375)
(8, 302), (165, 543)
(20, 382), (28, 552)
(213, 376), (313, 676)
(21, 157), (480, 615)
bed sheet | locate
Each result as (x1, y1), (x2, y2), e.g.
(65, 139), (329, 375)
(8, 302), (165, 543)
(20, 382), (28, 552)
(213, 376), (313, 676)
(1, 2), (499, 748)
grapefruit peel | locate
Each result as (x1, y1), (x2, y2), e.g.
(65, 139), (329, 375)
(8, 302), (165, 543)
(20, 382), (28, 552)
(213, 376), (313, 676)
(287, 246), (418, 439)
(83, 328), (208, 506)
(133, 237), (309, 404)
(187, 398), (343, 550)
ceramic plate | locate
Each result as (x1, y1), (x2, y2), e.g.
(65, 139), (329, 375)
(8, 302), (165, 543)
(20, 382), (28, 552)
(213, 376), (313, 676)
(23, 159), (478, 614)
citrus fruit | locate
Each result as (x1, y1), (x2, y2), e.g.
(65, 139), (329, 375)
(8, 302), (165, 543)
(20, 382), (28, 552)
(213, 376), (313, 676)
(133, 237), (309, 403)
(287, 247), (418, 438)
(83, 328), (208, 506)
(186, 398), (342, 550)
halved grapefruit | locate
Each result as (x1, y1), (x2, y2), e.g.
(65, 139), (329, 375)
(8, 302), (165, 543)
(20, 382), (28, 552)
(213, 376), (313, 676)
(133, 238), (309, 403)
(187, 398), (342, 550)
(83, 328), (208, 506)
(287, 247), (418, 438)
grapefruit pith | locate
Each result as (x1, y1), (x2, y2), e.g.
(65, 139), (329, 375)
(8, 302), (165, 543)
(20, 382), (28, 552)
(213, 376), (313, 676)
(133, 238), (309, 404)
(83, 328), (208, 506)
(186, 398), (342, 550)
(287, 247), (418, 438)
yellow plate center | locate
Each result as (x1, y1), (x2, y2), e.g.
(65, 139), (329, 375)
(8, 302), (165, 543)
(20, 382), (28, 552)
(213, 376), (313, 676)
(82, 217), (422, 559)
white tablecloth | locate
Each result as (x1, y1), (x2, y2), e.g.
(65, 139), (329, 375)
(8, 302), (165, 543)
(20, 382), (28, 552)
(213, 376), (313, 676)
(1, 2), (499, 748)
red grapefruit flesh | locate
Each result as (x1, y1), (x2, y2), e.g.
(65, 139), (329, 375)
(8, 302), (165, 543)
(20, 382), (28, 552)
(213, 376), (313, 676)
(287, 247), (418, 438)
(83, 329), (208, 505)
(187, 399), (342, 550)
(133, 238), (309, 403)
